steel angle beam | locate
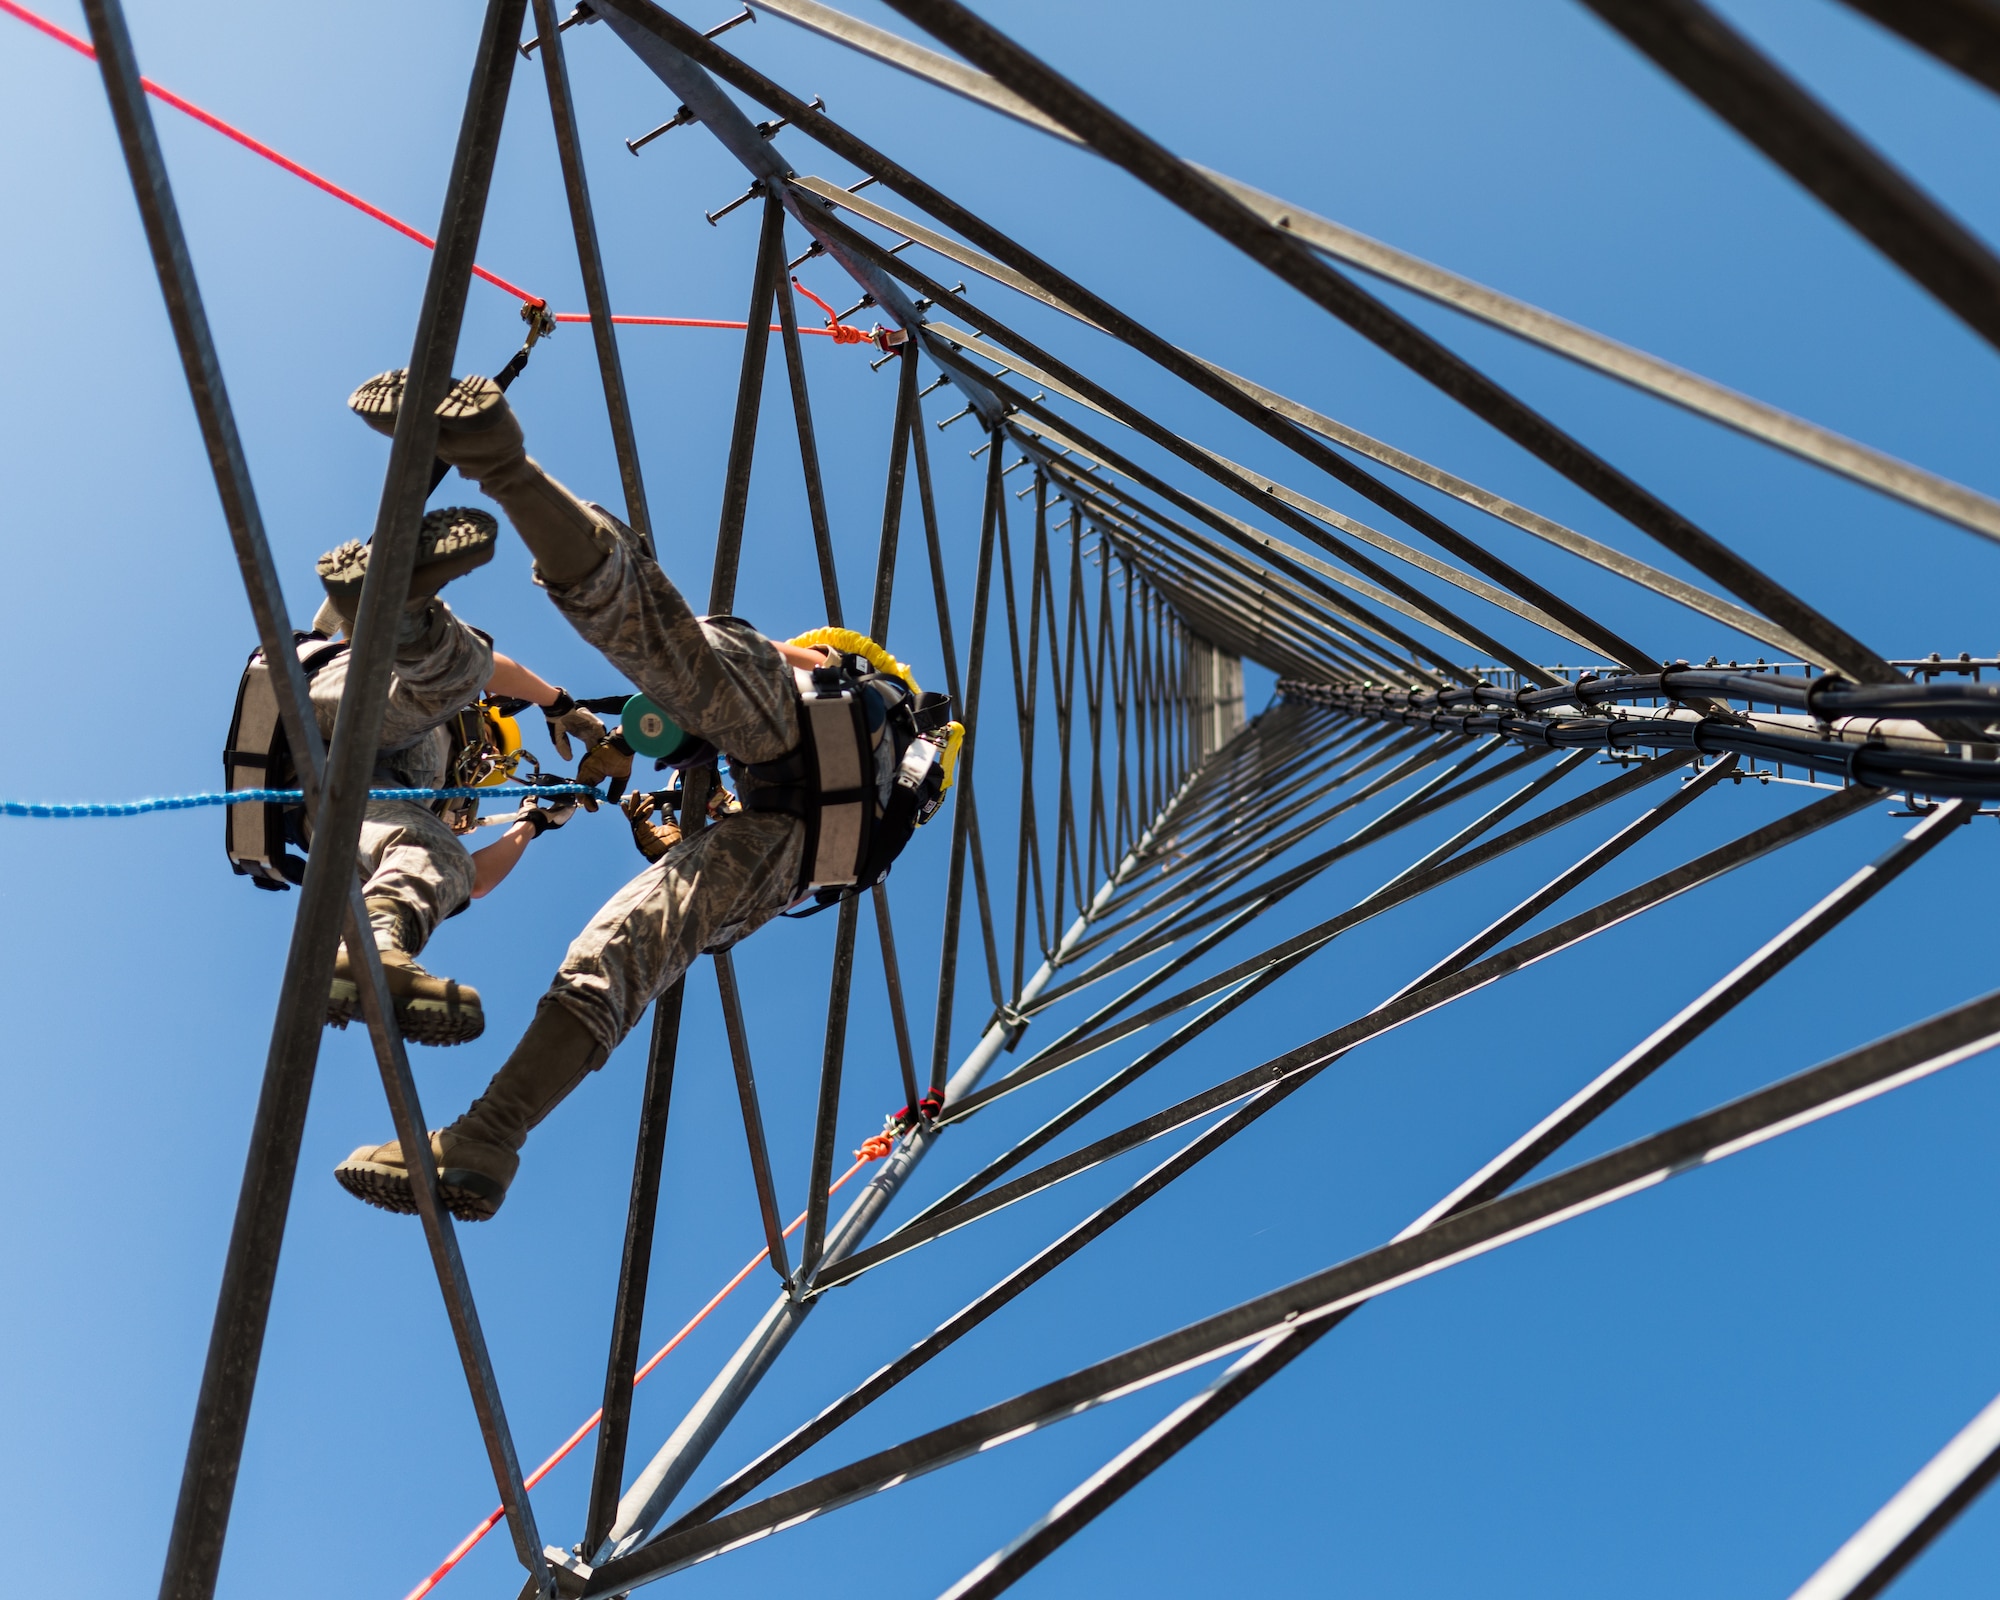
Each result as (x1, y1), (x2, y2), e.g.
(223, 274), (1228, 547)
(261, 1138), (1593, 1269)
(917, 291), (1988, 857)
(1022, 435), (1456, 685)
(1789, 1386), (2000, 1600)
(818, 212), (1605, 684)
(958, 749), (1679, 1134)
(588, 0), (1009, 425)
(588, 596), (1242, 1557)
(1001, 774), (1866, 1110)
(1832, 0), (2000, 98)
(942, 798), (1974, 1598)
(530, 0), (653, 545)
(761, 0), (2000, 545)
(1194, 173), (2000, 554)
(875, 0), (1902, 688)
(585, 990), (2000, 1595)
(796, 178), (1816, 664)
(677, 749), (1657, 1529)
(93, 2), (554, 1596)
(749, 0), (1077, 141)
(1580, 0), (2000, 356)
(1052, 465), (1465, 673)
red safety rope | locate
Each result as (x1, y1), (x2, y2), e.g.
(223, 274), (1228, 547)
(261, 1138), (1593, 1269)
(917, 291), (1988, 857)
(790, 275), (843, 327)
(1, 0), (867, 343)
(402, 1146), (891, 1600)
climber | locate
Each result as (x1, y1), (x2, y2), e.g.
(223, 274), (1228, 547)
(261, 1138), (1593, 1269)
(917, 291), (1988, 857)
(297, 505), (607, 1046)
(333, 369), (959, 1221)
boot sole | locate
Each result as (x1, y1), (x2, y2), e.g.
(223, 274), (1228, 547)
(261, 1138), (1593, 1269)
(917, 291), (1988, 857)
(347, 370), (403, 438)
(434, 374), (509, 434)
(333, 1157), (503, 1222)
(413, 506), (499, 592)
(311, 509), (495, 612)
(348, 370), (508, 439)
(327, 981), (485, 1046)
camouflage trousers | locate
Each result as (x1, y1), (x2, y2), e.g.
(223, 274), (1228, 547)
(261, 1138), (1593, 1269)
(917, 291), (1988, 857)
(355, 799), (473, 953)
(531, 484), (805, 1053)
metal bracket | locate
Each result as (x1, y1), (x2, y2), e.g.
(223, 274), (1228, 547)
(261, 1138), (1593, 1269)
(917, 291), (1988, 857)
(517, 1546), (592, 1600)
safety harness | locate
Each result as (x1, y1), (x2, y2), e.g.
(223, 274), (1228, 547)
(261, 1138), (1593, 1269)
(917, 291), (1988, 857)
(226, 318), (559, 888)
(223, 633), (529, 890)
(224, 632), (346, 890)
(736, 629), (962, 913)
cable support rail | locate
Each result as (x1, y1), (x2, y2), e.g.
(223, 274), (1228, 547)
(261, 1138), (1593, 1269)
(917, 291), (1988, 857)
(1279, 680), (2000, 798)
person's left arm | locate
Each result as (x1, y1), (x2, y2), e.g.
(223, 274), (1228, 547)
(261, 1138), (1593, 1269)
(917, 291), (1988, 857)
(487, 651), (560, 707)
(488, 651), (606, 758)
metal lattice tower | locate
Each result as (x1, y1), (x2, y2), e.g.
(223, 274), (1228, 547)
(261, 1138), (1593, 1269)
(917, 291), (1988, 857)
(70, 1), (2000, 1597)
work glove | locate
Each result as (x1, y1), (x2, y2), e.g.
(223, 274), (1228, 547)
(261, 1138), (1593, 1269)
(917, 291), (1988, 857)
(574, 734), (634, 809)
(543, 688), (607, 762)
(621, 790), (683, 863)
(516, 795), (577, 837)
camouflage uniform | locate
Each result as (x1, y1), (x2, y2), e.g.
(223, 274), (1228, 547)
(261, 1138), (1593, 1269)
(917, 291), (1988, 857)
(309, 600), (493, 951)
(529, 490), (804, 1055)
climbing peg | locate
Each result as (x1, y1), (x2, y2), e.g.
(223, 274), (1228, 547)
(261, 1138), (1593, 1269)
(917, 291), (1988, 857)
(627, 105), (695, 155)
(520, 0), (595, 57)
(705, 179), (765, 226)
(755, 94), (825, 139)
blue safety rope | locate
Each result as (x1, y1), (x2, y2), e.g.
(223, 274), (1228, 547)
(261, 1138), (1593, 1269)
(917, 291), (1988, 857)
(0, 782), (602, 819)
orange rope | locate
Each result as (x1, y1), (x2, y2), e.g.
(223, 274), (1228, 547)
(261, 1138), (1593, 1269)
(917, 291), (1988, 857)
(401, 1148), (889, 1600)
(1, 0), (866, 345)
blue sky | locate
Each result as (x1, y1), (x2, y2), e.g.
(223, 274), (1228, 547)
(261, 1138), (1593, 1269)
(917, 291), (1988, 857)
(4, 2), (2000, 1598)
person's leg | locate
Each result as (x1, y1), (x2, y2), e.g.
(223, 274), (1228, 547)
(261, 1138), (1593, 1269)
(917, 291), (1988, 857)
(347, 372), (799, 763)
(349, 370), (613, 585)
(327, 802), (482, 1045)
(334, 811), (802, 1219)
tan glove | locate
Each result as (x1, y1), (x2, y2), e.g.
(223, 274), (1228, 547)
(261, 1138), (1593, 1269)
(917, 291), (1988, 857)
(543, 689), (608, 762)
(574, 736), (634, 811)
(621, 790), (683, 863)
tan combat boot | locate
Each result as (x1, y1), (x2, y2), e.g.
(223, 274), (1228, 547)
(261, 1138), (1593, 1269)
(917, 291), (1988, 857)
(315, 505), (498, 632)
(347, 369), (611, 584)
(327, 897), (485, 1046)
(334, 1001), (608, 1221)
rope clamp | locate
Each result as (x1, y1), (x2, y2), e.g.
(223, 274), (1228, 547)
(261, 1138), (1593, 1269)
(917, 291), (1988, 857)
(519, 298), (557, 349)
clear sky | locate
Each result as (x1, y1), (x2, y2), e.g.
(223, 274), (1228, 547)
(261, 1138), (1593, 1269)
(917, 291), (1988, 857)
(4, 2), (2000, 1598)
